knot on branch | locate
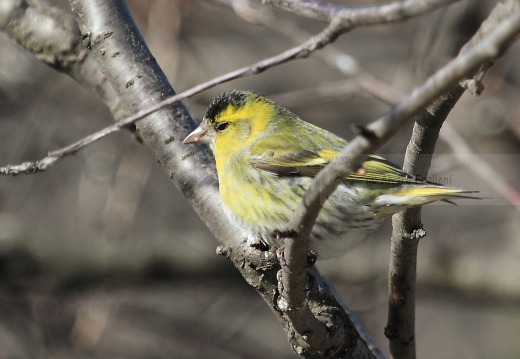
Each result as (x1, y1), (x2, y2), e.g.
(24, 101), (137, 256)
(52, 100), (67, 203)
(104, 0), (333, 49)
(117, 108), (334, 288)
(409, 228), (426, 240)
(461, 77), (486, 96)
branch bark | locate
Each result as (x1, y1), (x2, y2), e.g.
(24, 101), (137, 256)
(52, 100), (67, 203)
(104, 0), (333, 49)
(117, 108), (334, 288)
(386, 88), (464, 359)
(0, 0), (123, 118)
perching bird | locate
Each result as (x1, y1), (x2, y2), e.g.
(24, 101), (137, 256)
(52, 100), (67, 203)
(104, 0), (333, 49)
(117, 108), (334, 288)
(184, 90), (476, 259)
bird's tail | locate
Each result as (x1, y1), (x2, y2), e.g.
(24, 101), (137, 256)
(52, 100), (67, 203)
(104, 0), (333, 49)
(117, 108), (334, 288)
(373, 185), (481, 217)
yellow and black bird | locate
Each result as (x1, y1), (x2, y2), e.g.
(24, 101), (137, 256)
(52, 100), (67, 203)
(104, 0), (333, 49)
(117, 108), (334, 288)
(184, 90), (476, 259)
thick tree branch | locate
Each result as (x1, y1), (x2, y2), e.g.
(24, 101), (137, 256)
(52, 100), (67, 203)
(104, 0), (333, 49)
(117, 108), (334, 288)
(62, 0), (233, 264)
(0, 0), (123, 118)
(385, 88), (464, 359)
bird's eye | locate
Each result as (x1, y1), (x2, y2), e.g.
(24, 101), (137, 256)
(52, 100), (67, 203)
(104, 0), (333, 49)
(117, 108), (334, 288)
(215, 122), (229, 132)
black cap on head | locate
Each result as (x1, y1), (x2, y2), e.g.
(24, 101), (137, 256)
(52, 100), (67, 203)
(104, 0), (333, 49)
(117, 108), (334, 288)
(205, 90), (251, 121)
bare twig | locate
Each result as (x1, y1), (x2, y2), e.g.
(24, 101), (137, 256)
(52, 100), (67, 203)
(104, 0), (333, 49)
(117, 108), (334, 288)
(220, 0), (400, 105)
(218, 0), (414, 107)
(260, 0), (341, 22)
(261, 0), (459, 24)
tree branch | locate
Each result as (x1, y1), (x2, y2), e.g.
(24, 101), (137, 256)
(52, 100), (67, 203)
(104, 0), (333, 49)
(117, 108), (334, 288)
(0, 0), (123, 118)
(261, 0), (459, 24)
(385, 88), (465, 359)
(219, 0), (402, 105)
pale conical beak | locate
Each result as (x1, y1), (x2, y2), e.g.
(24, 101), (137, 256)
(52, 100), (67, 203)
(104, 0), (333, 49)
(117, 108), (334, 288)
(183, 122), (210, 144)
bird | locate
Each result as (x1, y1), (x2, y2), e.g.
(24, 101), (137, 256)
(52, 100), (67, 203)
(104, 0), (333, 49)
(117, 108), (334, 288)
(183, 90), (476, 259)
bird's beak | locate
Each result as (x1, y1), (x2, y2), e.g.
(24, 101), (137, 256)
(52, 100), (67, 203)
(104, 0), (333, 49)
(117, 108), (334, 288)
(183, 122), (210, 144)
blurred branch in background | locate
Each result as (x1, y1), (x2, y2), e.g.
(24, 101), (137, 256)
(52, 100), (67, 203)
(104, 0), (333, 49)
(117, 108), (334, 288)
(440, 122), (520, 211)
(260, 0), (459, 23)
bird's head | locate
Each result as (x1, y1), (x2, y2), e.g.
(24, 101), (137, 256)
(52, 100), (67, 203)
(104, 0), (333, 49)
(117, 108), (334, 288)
(183, 90), (276, 157)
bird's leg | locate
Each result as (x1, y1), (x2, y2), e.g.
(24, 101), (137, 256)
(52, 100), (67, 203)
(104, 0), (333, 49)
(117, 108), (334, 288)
(247, 235), (270, 251)
(306, 248), (318, 267)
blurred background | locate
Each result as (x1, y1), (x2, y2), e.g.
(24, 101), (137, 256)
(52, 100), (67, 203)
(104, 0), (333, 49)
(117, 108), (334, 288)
(1, 0), (519, 358)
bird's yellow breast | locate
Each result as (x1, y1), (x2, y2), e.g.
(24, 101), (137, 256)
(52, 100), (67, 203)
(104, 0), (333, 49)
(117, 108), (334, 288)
(216, 155), (303, 229)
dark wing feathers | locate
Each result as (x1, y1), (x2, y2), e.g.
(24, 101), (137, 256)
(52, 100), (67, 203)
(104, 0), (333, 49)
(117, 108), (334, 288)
(250, 150), (325, 177)
(251, 150), (428, 185)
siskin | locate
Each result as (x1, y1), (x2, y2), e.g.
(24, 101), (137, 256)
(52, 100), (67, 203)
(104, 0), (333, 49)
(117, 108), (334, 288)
(184, 90), (475, 259)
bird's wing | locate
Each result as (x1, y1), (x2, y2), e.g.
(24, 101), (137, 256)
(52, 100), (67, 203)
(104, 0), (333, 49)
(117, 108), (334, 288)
(250, 149), (328, 177)
(251, 149), (427, 185)
(347, 155), (425, 185)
